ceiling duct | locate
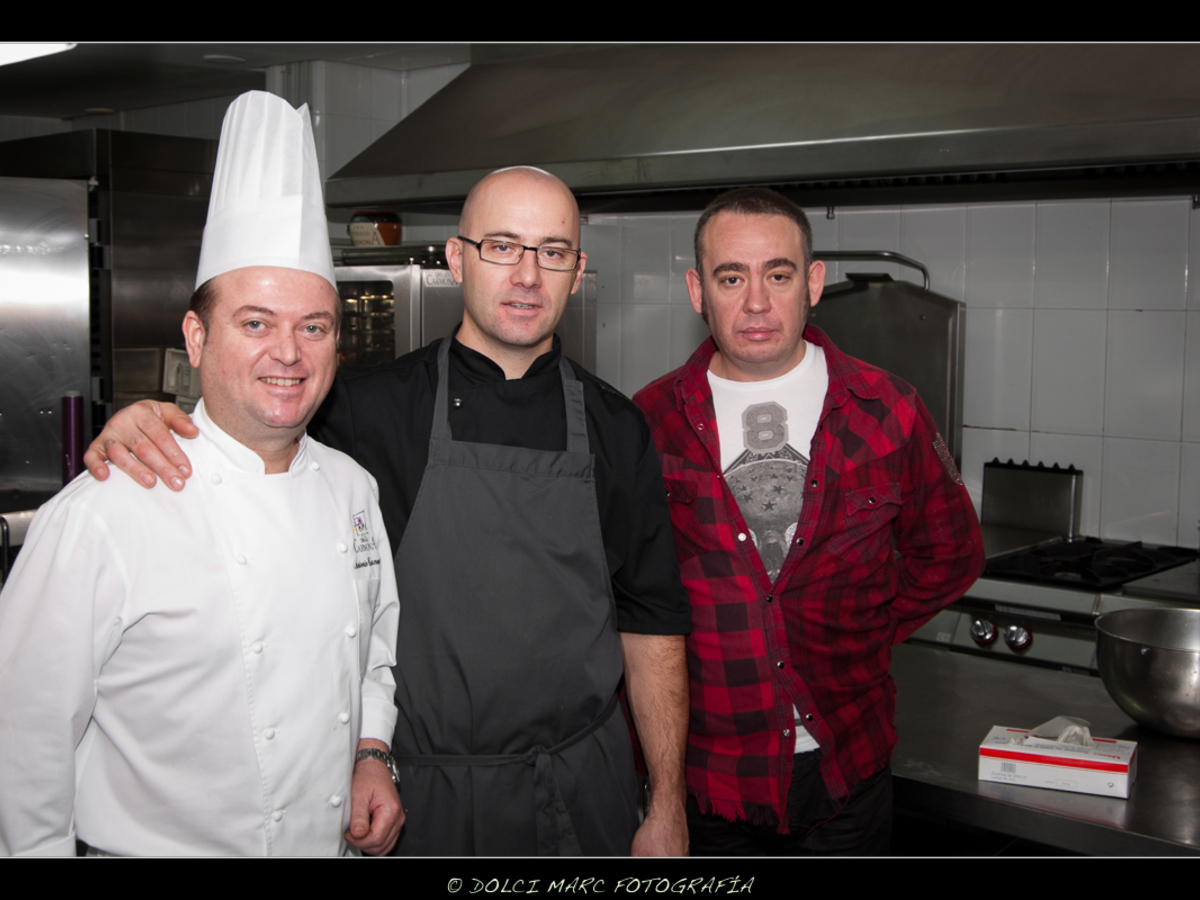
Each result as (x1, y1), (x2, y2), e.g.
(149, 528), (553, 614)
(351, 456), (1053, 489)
(326, 44), (1200, 213)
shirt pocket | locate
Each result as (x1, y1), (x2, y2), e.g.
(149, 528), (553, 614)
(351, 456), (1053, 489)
(662, 475), (708, 563)
(665, 449), (726, 554)
(825, 481), (903, 565)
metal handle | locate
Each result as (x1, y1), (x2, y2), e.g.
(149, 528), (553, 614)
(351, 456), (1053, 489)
(813, 251), (930, 290)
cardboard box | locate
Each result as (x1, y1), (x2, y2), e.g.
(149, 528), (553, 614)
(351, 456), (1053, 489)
(978, 726), (1137, 799)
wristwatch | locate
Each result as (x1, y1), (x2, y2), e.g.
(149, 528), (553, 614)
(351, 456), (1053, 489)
(355, 747), (400, 785)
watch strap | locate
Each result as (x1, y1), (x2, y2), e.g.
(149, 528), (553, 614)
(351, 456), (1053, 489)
(355, 747), (400, 784)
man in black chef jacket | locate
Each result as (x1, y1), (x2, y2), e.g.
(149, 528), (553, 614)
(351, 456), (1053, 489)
(84, 165), (692, 857)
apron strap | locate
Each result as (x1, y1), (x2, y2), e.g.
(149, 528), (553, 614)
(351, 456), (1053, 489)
(393, 693), (619, 856)
(431, 334), (454, 443)
(431, 332), (591, 455)
(560, 357), (588, 455)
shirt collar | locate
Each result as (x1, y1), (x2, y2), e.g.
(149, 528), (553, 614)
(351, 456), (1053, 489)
(449, 329), (563, 384)
(674, 326), (885, 410)
(189, 398), (310, 476)
(674, 336), (718, 410)
(802, 325), (886, 404)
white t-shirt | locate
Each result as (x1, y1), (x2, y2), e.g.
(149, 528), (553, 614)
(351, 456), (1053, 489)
(708, 341), (828, 754)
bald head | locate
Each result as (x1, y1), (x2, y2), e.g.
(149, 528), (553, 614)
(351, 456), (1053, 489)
(459, 166), (581, 243)
(447, 165), (587, 378)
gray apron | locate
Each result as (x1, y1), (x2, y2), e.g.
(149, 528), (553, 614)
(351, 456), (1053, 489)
(389, 336), (638, 856)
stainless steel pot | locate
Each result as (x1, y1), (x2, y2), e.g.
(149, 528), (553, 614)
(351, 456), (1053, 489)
(1096, 608), (1200, 740)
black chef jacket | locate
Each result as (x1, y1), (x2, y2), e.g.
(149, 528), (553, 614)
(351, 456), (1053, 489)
(308, 333), (691, 635)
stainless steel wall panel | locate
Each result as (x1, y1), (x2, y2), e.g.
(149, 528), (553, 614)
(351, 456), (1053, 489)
(809, 274), (965, 465)
(0, 130), (96, 180)
(0, 128), (217, 456)
(108, 190), (206, 352)
(109, 166), (213, 198)
(0, 177), (90, 502)
(420, 269), (464, 349)
(108, 130), (218, 176)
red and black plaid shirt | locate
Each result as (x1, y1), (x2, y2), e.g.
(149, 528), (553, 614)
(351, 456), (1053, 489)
(633, 326), (984, 831)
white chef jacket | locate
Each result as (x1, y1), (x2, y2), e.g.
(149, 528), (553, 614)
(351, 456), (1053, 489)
(0, 400), (399, 856)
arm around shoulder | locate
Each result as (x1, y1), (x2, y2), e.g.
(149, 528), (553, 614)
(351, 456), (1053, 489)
(83, 400), (198, 491)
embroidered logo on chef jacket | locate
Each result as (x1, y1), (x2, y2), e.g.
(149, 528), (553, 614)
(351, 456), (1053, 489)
(351, 510), (380, 567)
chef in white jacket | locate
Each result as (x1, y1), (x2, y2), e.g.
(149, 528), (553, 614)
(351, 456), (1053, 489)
(0, 91), (402, 857)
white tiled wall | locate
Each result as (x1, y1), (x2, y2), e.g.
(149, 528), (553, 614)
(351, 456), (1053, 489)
(582, 197), (1200, 548)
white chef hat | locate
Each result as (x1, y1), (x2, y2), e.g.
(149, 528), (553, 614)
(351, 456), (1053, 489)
(194, 90), (335, 290)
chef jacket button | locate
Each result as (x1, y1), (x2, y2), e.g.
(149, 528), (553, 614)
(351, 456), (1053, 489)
(337, 542), (348, 553)
(252, 642), (263, 654)
(737, 532), (747, 542)
(235, 554), (247, 565)
(310, 460), (320, 471)
(339, 712), (350, 724)
(272, 810), (283, 822)
(346, 625), (358, 638)
(330, 795), (343, 807)
(264, 728), (276, 740)
(211, 473), (222, 485)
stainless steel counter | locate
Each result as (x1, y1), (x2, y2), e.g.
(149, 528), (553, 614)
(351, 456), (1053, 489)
(891, 643), (1200, 856)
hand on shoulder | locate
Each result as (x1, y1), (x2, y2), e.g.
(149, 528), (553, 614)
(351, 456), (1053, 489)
(83, 400), (198, 491)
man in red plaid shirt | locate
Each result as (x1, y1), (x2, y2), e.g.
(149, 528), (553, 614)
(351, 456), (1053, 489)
(634, 187), (984, 855)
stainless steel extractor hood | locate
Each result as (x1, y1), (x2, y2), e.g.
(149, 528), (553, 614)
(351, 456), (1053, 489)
(326, 44), (1200, 211)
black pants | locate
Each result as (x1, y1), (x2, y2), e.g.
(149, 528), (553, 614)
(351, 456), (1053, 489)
(687, 751), (892, 856)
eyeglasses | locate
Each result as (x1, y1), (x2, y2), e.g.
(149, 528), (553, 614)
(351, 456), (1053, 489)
(457, 236), (581, 272)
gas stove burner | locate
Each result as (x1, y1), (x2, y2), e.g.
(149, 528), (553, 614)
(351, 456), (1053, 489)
(986, 539), (1199, 589)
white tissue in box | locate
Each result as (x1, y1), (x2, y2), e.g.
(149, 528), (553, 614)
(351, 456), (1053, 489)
(978, 726), (1137, 798)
